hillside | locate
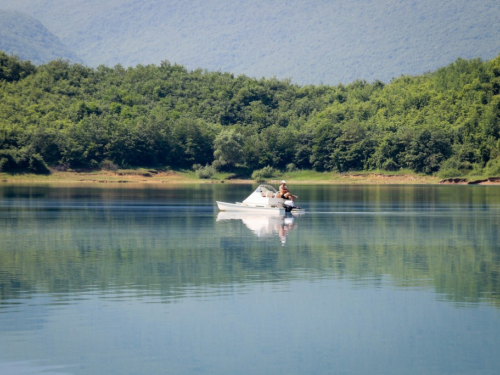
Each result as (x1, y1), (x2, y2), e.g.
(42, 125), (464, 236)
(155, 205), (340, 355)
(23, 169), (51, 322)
(1, 0), (500, 84)
(0, 10), (81, 65)
(0, 52), (499, 178)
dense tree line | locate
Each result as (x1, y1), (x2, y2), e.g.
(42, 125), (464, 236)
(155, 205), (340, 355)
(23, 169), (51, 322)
(1, 51), (500, 176)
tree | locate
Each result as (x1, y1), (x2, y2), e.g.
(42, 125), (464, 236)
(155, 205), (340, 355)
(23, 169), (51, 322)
(0, 51), (36, 82)
(213, 129), (244, 169)
(402, 128), (452, 173)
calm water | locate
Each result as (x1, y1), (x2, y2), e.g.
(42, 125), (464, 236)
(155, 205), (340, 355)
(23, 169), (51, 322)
(1, 183), (500, 375)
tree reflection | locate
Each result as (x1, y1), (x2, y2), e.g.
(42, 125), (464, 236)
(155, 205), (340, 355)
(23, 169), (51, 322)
(1, 185), (500, 308)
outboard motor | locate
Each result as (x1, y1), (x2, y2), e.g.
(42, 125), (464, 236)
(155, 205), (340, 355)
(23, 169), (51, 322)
(283, 200), (301, 212)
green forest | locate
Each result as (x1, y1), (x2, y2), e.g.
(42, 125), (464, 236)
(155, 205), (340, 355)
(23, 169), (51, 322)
(1, 50), (500, 178)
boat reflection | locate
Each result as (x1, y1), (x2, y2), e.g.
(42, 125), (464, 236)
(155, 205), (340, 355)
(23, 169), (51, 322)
(216, 211), (302, 245)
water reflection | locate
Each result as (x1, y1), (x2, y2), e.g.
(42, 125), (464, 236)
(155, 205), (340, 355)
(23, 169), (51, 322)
(1, 184), (500, 375)
(216, 211), (300, 245)
(0, 184), (499, 308)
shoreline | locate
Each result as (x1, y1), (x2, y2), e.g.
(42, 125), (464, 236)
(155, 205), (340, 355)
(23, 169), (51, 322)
(2, 170), (499, 185)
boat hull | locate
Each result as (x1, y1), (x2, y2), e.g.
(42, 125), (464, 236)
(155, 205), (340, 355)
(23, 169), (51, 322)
(216, 201), (285, 215)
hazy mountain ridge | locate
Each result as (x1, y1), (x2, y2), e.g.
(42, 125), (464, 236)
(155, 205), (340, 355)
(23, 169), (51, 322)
(0, 10), (81, 65)
(1, 0), (500, 84)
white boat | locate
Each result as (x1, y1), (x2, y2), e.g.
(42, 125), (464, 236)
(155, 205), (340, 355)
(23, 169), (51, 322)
(216, 184), (302, 215)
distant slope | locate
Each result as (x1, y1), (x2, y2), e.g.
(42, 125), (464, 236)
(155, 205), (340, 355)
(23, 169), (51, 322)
(1, 0), (500, 84)
(0, 10), (81, 65)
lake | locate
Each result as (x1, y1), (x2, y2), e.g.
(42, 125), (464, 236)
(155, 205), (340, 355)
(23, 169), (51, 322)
(1, 183), (500, 375)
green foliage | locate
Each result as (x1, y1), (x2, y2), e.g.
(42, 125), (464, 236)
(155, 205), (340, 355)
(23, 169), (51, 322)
(402, 128), (453, 174)
(437, 168), (463, 178)
(286, 163), (298, 172)
(485, 157), (500, 176)
(0, 149), (50, 174)
(0, 51), (36, 82)
(194, 164), (217, 179)
(213, 129), (244, 170)
(100, 159), (119, 172)
(0, 151), (16, 172)
(1, 52), (500, 176)
(251, 165), (277, 181)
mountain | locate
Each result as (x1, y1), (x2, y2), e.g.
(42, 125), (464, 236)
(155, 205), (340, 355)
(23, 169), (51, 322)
(1, 0), (500, 84)
(0, 10), (81, 65)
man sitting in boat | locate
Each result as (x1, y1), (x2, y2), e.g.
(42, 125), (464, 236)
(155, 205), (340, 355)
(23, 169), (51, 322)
(278, 180), (297, 202)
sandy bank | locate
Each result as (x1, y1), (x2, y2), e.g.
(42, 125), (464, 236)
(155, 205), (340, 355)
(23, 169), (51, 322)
(0, 171), (450, 185)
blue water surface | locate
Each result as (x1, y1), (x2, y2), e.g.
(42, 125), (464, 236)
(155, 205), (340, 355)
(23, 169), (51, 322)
(1, 183), (500, 375)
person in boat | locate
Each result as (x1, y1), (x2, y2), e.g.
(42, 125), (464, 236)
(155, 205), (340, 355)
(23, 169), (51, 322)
(278, 180), (297, 202)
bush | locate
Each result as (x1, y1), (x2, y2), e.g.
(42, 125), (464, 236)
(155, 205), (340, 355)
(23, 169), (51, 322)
(437, 168), (463, 178)
(211, 160), (222, 171)
(51, 164), (69, 172)
(100, 159), (119, 172)
(470, 163), (484, 176)
(195, 164), (216, 179)
(0, 152), (16, 172)
(25, 153), (50, 174)
(286, 163), (298, 172)
(439, 156), (472, 172)
(0, 150), (50, 174)
(382, 158), (399, 171)
(485, 157), (500, 176)
(251, 165), (277, 181)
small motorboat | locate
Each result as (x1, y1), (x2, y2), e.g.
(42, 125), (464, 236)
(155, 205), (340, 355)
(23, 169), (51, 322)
(216, 184), (302, 215)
